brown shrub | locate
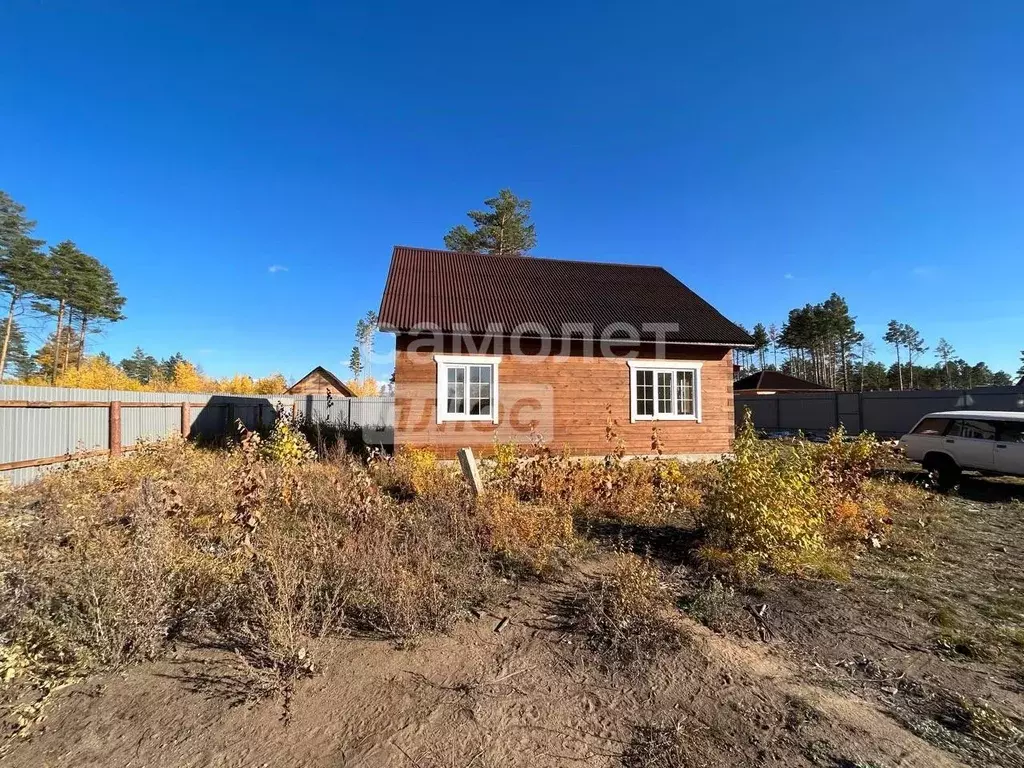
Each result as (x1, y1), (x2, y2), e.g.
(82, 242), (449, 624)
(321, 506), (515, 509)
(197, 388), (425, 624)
(476, 490), (575, 574)
(0, 436), (506, 720)
(484, 441), (713, 527)
(573, 553), (684, 666)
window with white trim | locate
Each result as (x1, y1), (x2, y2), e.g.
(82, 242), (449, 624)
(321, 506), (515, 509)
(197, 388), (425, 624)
(627, 360), (702, 422)
(434, 355), (501, 424)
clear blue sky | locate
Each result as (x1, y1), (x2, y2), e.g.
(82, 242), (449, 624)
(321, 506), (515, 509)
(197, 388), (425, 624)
(2, 0), (1022, 381)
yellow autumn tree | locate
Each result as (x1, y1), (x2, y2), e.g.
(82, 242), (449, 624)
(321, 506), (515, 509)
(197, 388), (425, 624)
(168, 361), (209, 393)
(16, 352), (290, 395)
(253, 373), (288, 394)
(53, 357), (144, 391)
(343, 377), (381, 397)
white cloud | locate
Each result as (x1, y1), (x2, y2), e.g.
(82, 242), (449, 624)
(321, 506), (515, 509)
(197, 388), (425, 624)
(268, 265), (289, 273)
(784, 273), (794, 280)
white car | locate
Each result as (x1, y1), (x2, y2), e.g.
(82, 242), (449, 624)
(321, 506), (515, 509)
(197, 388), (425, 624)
(899, 410), (1024, 489)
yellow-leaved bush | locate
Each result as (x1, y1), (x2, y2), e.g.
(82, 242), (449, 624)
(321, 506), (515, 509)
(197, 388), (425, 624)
(698, 415), (894, 580)
(261, 418), (316, 467)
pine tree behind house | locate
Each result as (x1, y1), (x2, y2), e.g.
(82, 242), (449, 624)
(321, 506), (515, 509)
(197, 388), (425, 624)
(444, 189), (537, 256)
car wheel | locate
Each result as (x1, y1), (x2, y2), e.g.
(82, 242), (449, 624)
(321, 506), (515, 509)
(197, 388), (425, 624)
(924, 454), (961, 492)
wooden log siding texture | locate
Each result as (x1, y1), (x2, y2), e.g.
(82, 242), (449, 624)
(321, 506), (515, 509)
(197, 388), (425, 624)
(393, 334), (735, 458)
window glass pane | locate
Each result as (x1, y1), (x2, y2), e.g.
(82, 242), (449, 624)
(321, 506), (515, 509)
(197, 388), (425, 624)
(912, 418), (949, 435)
(676, 370), (695, 415)
(656, 372), (673, 414)
(950, 419), (996, 440)
(997, 421), (1024, 443)
(635, 369), (654, 416)
(445, 366), (465, 415)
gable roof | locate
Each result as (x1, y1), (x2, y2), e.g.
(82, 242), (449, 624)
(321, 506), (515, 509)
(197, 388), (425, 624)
(377, 246), (754, 346)
(734, 370), (832, 392)
(286, 366), (356, 397)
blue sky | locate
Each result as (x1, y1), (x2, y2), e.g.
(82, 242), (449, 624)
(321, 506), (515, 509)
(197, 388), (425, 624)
(2, 0), (1022, 381)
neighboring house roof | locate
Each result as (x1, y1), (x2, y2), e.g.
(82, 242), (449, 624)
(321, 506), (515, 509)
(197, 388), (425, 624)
(378, 246), (754, 346)
(286, 366), (356, 397)
(1018, 375), (1024, 388)
(734, 370), (832, 392)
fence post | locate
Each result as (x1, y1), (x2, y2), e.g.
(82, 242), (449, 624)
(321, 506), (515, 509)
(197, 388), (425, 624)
(109, 401), (122, 457)
(457, 447), (483, 496)
(180, 401), (191, 438)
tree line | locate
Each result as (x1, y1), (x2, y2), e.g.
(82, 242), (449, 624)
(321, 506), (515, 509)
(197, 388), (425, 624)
(0, 190), (288, 394)
(739, 295), (1017, 391)
(0, 190), (125, 383)
(441, 189), (1020, 392)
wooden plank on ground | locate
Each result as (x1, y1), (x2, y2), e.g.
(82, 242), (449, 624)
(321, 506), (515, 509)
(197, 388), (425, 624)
(0, 449), (109, 472)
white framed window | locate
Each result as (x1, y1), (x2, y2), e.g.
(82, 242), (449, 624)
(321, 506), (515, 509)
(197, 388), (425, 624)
(626, 360), (702, 422)
(433, 354), (501, 424)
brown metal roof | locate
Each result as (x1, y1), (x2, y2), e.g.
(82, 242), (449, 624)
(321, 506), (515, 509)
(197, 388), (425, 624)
(733, 370), (832, 392)
(378, 246), (754, 346)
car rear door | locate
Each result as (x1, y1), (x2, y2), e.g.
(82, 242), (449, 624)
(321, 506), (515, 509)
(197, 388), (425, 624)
(994, 420), (1024, 475)
(946, 419), (997, 471)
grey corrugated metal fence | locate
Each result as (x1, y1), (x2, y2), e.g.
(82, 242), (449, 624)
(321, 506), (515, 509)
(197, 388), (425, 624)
(0, 385), (395, 486)
(736, 386), (1024, 437)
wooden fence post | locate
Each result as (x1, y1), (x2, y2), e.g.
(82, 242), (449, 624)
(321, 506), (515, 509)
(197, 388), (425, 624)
(109, 401), (122, 457)
(457, 447), (483, 496)
(180, 401), (191, 438)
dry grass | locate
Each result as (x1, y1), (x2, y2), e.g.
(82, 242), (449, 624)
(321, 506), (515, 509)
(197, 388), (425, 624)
(0, 418), (936, 742)
(572, 553), (685, 667)
(621, 719), (690, 768)
(0, 431), (506, 729)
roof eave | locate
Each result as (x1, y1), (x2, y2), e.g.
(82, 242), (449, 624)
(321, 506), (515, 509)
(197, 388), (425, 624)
(380, 325), (753, 348)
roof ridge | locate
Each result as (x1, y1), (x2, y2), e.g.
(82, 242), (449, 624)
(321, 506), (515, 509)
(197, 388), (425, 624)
(392, 245), (665, 271)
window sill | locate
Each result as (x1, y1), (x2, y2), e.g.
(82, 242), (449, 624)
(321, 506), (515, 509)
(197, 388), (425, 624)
(631, 414), (700, 423)
(438, 415), (498, 424)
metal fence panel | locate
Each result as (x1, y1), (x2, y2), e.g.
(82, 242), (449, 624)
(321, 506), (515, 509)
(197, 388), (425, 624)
(737, 386), (1024, 437)
(0, 385), (300, 485)
(1, 385), (397, 486)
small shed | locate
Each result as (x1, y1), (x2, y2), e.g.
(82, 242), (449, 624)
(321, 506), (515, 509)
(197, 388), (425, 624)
(286, 366), (356, 397)
(734, 370), (833, 395)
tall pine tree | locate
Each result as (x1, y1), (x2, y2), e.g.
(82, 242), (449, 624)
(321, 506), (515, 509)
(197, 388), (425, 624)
(444, 189), (537, 255)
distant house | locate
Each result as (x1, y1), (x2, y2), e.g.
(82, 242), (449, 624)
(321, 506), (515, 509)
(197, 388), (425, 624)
(286, 366), (356, 397)
(378, 246), (754, 457)
(734, 370), (833, 395)
(1018, 375), (1024, 388)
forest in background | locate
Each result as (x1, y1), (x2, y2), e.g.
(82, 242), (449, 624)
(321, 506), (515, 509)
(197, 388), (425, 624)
(738, 295), (1021, 391)
(4, 187), (1021, 395)
(0, 190), (333, 395)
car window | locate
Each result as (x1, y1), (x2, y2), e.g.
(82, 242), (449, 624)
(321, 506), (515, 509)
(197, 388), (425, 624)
(912, 418), (950, 435)
(996, 421), (1024, 443)
(948, 419), (997, 440)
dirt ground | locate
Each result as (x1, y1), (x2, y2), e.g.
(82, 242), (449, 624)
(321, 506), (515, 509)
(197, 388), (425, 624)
(5, 473), (1023, 768)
